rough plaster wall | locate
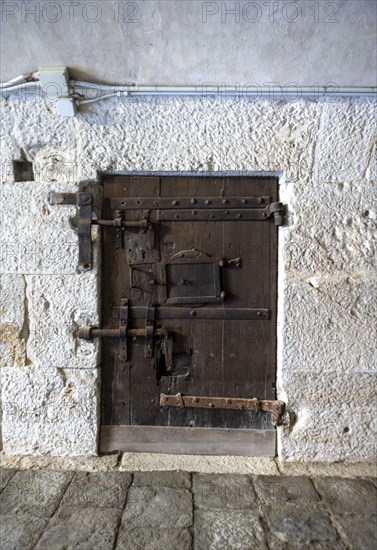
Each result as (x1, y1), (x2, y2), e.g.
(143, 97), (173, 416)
(0, 95), (376, 460)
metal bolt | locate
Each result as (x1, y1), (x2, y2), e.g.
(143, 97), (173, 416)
(241, 199), (247, 204)
(209, 403), (215, 408)
(205, 199), (210, 205)
(262, 213), (267, 217)
(210, 214), (215, 219)
(225, 210), (229, 215)
(191, 198), (196, 204)
(222, 199), (228, 204)
(257, 311), (262, 317)
(192, 210), (197, 215)
(258, 197), (264, 204)
(190, 310), (196, 316)
(174, 214), (179, 219)
(172, 200), (179, 205)
(192, 397), (199, 403)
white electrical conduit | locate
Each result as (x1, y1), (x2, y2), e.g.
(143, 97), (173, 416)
(0, 72), (39, 89)
(1, 75), (376, 103)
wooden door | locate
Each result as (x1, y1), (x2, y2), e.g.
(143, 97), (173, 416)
(100, 174), (280, 454)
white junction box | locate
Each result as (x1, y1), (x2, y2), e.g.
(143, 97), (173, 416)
(39, 66), (76, 117)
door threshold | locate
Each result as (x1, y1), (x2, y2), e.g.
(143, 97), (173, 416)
(100, 425), (276, 456)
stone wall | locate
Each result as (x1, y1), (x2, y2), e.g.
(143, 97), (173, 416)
(0, 96), (376, 460)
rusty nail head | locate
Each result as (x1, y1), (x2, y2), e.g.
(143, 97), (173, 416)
(193, 397), (199, 403)
(190, 310), (196, 316)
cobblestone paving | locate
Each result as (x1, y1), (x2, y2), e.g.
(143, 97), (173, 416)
(0, 468), (376, 549)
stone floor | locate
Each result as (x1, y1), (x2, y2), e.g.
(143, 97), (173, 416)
(0, 462), (376, 549)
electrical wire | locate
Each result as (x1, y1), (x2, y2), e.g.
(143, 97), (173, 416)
(76, 91), (131, 104)
(71, 80), (135, 92)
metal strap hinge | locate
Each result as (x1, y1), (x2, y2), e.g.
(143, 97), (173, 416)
(160, 393), (286, 426)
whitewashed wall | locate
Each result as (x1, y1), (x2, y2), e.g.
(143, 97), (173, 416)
(0, 96), (376, 460)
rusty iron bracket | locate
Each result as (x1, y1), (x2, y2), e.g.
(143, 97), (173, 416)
(49, 191), (93, 271)
(267, 202), (285, 226)
(160, 393), (286, 426)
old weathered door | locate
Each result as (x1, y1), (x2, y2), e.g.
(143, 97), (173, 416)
(100, 174), (283, 454)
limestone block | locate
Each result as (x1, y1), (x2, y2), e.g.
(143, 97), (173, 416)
(26, 274), (99, 370)
(120, 453), (279, 474)
(278, 277), (377, 373)
(282, 182), (377, 276)
(74, 98), (321, 182)
(366, 141), (377, 181)
(313, 100), (377, 182)
(1, 367), (99, 456)
(0, 102), (20, 183)
(0, 275), (26, 368)
(0, 183), (80, 275)
(11, 99), (77, 183)
(280, 371), (376, 407)
(278, 403), (376, 463)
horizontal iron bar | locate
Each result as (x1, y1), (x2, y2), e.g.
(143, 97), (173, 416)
(111, 196), (270, 210)
(160, 393), (286, 426)
(129, 307), (269, 320)
(78, 327), (165, 339)
(157, 208), (271, 221)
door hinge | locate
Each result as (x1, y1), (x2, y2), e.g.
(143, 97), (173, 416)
(160, 393), (287, 426)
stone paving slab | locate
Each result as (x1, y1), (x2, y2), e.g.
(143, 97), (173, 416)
(313, 477), (377, 515)
(332, 514), (377, 550)
(0, 469), (17, 492)
(0, 514), (49, 550)
(116, 527), (192, 550)
(0, 467), (376, 549)
(0, 470), (73, 517)
(194, 509), (267, 549)
(122, 486), (193, 528)
(262, 503), (343, 547)
(60, 471), (132, 509)
(34, 507), (121, 550)
(133, 470), (191, 489)
(253, 475), (321, 503)
(193, 473), (257, 510)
